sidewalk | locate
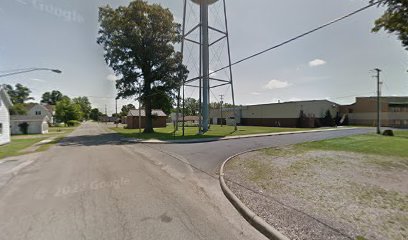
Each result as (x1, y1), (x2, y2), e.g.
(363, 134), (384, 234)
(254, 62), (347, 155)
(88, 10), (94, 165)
(123, 127), (360, 144)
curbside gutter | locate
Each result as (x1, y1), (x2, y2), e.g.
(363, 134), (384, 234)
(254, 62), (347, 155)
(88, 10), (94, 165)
(128, 127), (361, 144)
(219, 150), (290, 240)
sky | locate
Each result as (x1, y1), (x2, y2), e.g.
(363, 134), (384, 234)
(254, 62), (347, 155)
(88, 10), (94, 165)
(0, 0), (407, 115)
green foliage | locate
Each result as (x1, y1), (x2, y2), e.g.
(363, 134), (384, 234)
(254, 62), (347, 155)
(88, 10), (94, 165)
(5, 84), (34, 104)
(66, 120), (81, 127)
(41, 90), (65, 105)
(371, 0), (408, 50)
(323, 109), (336, 127)
(72, 96), (92, 120)
(97, 0), (188, 133)
(209, 102), (233, 110)
(9, 103), (27, 115)
(90, 108), (103, 121)
(55, 98), (82, 125)
(183, 98), (199, 116)
(120, 104), (135, 117)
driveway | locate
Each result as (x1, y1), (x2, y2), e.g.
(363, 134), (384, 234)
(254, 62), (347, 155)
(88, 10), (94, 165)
(0, 122), (372, 240)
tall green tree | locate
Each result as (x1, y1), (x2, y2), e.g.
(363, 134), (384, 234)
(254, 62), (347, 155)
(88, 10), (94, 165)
(371, 0), (408, 50)
(120, 104), (136, 116)
(183, 97), (199, 116)
(9, 103), (27, 115)
(97, 0), (188, 133)
(41, 90), (64, 105)
(73, 97), (92, 120)
(5, 84), (34, 104)
(90, 108), (103, 121)
(55, 98), (82, 125)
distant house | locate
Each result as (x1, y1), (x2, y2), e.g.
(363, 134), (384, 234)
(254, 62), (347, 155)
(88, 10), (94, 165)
(340, 96), (408, 129)
(0, 86), (13, 145)
(10, 115), (49, 135)
(127, 109), (167, 129)
(25, 103), (55, 125)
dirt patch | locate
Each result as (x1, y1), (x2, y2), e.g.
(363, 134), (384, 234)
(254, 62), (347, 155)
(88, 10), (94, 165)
(224, 146), (408, 240)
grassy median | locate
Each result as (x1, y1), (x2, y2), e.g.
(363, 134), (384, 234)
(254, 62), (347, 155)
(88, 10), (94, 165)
(110, 124), (309, 140)
(225, 131), (408, 240)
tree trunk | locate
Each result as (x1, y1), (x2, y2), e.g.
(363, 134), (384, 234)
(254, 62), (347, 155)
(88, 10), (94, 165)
(143, 72), (154, 133)
(144, 96), (154, 133)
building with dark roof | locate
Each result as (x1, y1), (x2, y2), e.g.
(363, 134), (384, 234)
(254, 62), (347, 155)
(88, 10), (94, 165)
(126, 109), (167, 129)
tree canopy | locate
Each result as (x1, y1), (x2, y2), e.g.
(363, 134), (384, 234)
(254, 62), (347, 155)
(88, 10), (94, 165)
(90, 108), (103, 121)
(41, 90), (65, 105)
(5, 84), (34, 104)
(371, 0), (408, 50)
(55, 98), (82, 125)
(73, 97), (92, 120)
(120, 104), (136, 116)
(97, 0), (188, 133)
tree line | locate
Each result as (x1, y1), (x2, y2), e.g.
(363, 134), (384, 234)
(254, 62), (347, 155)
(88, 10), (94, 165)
(5, 83), (102, 126)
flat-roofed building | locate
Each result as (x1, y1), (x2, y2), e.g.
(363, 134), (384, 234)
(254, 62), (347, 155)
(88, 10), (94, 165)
(340, 96), (408, 128)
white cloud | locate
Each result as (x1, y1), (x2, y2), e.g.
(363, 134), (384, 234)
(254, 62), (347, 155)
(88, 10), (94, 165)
(309, 59), (326, 67)
(106, 74), (118, 81)
(264, 79), (292, 90)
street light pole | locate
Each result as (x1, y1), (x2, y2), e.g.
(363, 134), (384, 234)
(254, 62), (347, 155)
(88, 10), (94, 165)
(138, 82), (142, 134)
(0, 68), (62, 78)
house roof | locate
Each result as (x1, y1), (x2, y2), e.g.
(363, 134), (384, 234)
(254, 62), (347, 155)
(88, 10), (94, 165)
(24, 103), (54, 113)
(10, 115), (49, 122)
(0, 85), (13, 108)
(128, 109), (167, 117)
(43, 104), (55, 112)
(183, 116), (199, 121)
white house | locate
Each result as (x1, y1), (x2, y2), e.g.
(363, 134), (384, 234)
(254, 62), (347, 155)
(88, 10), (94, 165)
(25, 103), (55, 125)
(0, 86), (13, 145)
(10, 115), (49, 135)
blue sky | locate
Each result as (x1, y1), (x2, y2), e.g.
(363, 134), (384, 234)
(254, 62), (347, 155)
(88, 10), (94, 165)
(0, 0), (407, 114)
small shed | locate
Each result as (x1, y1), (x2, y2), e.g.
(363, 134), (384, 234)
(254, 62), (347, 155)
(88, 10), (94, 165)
(127, 109), (167, 129)
(10, 115), (49, 135)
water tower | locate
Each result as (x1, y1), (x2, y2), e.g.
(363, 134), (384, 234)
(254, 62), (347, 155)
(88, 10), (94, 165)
(181, 0), (236, 133)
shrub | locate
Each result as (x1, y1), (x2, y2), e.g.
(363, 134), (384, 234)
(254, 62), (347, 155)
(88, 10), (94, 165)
(67, 120), (81, 127)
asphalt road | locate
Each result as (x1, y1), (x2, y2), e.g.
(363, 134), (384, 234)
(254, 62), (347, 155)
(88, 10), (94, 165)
(0, 122), (372, 240)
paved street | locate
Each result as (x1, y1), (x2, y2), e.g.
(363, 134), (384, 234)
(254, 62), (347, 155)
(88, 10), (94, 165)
(0, 122), (372, 240)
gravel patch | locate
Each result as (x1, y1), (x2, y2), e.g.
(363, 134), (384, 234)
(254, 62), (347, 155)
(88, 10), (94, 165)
(224, 146), (408, 240)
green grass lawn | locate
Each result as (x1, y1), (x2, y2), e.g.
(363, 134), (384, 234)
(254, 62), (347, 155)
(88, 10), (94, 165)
(0, 137), (48, 159)
(111, 124), (308, 140)
(299, 131), (408, 158)
(0, 126), (77, 160)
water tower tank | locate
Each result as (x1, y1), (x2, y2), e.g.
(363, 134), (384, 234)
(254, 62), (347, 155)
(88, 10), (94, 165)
(191, 0), (219, 5)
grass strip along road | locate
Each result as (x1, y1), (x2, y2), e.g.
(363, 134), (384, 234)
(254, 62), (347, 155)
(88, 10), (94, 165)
(111, 124), (310, 140)
(223, 131), (408, 240)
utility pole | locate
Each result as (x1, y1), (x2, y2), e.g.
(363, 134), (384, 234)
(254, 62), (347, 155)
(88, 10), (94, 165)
(219, 94), (224, 127)
(374, 68), (382, 134)
(115, 99), (118, 128)
(105, 104), (107, 125)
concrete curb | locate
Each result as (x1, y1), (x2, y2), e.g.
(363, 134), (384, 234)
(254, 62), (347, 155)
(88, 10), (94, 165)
(128, 127), (359, 144)
(219, 149), (290, 240)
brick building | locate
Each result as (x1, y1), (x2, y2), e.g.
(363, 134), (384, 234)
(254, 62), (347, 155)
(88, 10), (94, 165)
(340, 97), (408, 128)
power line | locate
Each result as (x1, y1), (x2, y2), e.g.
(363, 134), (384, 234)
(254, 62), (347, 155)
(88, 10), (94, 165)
(210, 1), (380, 77)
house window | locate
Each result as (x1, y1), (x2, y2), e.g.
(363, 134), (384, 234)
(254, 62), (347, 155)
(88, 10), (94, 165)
(35, 111), (41, 115)
(0, 123), (2, 135)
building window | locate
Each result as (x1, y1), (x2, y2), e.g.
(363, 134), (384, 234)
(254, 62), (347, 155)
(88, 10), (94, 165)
(35, 111), (41, 115)
(0, 123), (2, 135)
